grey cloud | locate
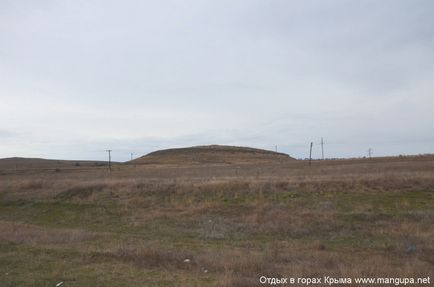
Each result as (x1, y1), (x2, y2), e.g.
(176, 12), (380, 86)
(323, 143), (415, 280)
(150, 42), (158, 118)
(0, 0), (433, 160)
(0, 130), (17, 138)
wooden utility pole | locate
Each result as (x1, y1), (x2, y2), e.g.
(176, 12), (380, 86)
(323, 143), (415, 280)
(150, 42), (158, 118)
(105, 150), (112, 172)
(321, 137), (324, 160)
(309, 142), (313, 166)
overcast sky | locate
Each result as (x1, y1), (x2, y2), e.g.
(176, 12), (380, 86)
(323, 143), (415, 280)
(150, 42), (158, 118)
(1, 0), (433, 161)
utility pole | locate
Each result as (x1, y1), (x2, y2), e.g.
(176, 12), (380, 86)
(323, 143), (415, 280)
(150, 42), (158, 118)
(321, 137), (324, 160)
(309, 142), (313, 166)
(105, 150), (112, 172)
(131, 153), (133, 161)
(368, 148), (373, 159)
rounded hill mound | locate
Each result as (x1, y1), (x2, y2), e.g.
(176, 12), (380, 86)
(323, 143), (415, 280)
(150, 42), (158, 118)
(131, 145), (294, 165)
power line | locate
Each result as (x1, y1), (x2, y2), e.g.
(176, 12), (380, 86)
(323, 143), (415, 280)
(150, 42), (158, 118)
(309, 142), (313, 166)
(105, 149), (112, 172)
(367, 148), (373, 159)
(321, 137), (324, 160)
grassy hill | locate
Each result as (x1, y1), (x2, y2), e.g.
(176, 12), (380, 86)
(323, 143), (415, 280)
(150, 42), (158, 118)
(0, 153), (433, 286)
(0, 157), (111, 172)
(130, 145), (293, 165)
(0, 156), (434, 287)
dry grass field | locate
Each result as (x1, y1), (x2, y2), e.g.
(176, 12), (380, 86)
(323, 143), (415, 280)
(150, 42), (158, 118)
(0, 147), (433, 286)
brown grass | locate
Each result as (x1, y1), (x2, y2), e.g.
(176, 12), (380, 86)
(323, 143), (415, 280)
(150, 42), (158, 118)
(0, 220), (96, 245)
(0, 155), (433, 286)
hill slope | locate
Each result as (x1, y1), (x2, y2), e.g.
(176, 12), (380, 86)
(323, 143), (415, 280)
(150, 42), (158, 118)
(130, 145), (294, 165)
(0, 157), (110, 171)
